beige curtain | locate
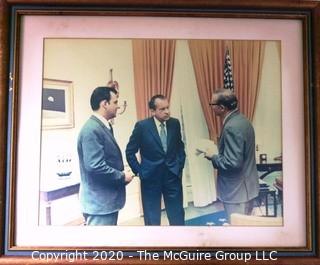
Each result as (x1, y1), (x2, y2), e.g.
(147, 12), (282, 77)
(132, 39), (176, 120)
(188, 40), (265, 142)
(231, 40), (266, 121)
(188, 40), (225, 142)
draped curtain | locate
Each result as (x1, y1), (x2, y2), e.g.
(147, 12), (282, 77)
(131, 39), (265, 208)
(188, 40), (265, 142)
(232, 40), (266, 121)
(132, 39), (176, 120)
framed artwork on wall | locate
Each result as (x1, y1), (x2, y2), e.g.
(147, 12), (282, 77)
(42, 78), (74, 129)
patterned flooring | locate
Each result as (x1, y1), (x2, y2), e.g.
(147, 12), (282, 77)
(119, 201), (224, 226)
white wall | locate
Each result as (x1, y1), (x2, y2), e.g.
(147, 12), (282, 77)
(41, 39), (281, 225)
(252, 41), (282, 161)
(171, 40), (217, 206)
(41, 39), (141, 224)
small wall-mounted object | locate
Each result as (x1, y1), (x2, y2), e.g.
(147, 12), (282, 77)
(259, 153), (267, 164)
(56, 154), (72, 177)
(256, 144), (259, 152)
(274, 154), (282, 161)
(118, 100), (127, 115)
(107, 69), (127, 115)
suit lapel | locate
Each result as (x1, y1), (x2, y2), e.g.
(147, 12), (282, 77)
(220, 110), (239, 136)
(90, 115), (122, 154)
(166, 118), (173, 149)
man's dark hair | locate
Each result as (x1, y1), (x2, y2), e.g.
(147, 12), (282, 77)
(215, 89), (238, 110)
(148, 94), (167, 110)
(90, 86), (118, 111)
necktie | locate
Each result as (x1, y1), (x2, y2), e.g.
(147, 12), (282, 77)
(159, 123), (167, 152)
(108, 122), (114, 136)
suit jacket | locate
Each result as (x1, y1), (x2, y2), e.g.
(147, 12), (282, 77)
(125, 117), (186, 180)
(211, 110), (259, 203)
(77, 115), (126, 215)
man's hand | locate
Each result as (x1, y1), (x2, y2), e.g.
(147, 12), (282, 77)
(196, 147), (216, 160)
(123, 168), (134, 184)
(203, 147), (216, 160)
(203, 148), (215, 160)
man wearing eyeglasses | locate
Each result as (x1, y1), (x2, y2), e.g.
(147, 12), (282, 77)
(205, 88), (259, 222)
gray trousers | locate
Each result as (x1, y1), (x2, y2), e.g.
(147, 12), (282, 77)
(83, 212), (119, 226)
(223, 199), (255, 223)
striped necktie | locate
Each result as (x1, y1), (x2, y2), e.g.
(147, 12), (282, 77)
(159, 123), (167, 152)
(108, 122), (114, 136)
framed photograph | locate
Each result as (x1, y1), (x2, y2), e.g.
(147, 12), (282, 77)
(42, 78), (74, 129)
(0, 0), (319, 264)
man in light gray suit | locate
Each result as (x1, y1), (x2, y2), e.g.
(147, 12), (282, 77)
(77, 86), (133, 225)
(205, 88), (259, 222)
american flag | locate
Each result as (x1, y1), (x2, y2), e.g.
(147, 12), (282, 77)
(223, 49), (234, 91)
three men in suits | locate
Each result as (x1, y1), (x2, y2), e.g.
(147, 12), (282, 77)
(77, 86), (134, 225)
(205, 89), (259, 222)
(126, 95), (186, 225)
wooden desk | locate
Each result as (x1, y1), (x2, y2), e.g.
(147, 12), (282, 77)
(257, 163), (282, 179)
(40, 176), (80, 225)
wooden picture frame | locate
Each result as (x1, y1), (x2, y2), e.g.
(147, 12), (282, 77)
(0, 0), (319, 264)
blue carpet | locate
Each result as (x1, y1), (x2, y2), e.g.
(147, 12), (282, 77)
(185, 211), (228, 226)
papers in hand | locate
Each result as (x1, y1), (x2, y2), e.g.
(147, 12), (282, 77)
(124, 164), (136, 177)
(195, 138), (218, 157)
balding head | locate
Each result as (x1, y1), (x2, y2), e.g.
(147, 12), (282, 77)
(212, 88), (238, 111)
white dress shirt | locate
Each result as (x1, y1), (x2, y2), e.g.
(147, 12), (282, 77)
(153, 117), (167, 136)
(93, 113), (111, 130)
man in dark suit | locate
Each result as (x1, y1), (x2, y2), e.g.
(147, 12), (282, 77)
(205, 89), (259, 222)
(126, 95), (186, 225)
(77, 86), (134, 225)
